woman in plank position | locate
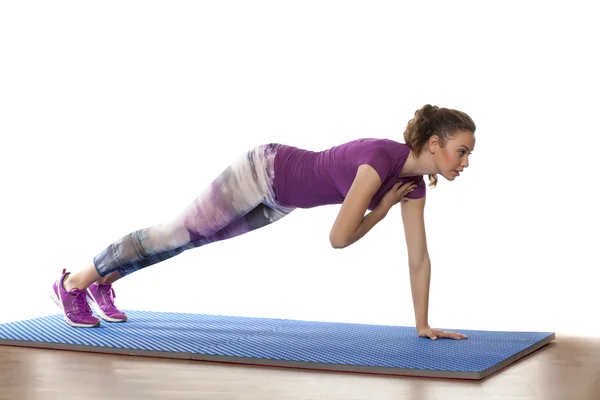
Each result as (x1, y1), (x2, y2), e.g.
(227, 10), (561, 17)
(50, 104), (476, 340)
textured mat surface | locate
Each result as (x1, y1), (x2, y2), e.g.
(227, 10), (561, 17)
(0, 311), (554, 379)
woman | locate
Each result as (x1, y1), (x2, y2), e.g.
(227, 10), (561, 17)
(50, 104), (476, 341)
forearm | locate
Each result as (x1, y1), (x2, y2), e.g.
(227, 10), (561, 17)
(332, 205), (389, 248)
(409, 257), (431, 329)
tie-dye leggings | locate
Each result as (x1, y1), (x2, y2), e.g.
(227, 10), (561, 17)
(92, 143), (295, 278)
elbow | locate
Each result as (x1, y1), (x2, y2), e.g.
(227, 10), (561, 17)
(329, 233), (349, 249)
(408, 256), (430, 270)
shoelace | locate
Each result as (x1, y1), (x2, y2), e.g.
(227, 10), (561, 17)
(96, 283), (117, 310)
(68, 288), (93, 314)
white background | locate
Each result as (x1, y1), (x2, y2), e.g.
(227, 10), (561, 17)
(1, 1), (598, 337)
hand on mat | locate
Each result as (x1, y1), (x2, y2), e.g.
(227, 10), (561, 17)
(418, 325), (467, 340)
(380, 181), (417, 210)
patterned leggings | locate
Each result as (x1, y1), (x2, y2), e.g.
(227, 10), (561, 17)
(93, 144), (295, 277)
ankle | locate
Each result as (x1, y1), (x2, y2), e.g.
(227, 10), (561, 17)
(63, 274), (84, 292)
(95, 271), (122, 286)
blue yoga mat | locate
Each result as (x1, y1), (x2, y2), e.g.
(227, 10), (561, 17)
(0, 310), (554, 379)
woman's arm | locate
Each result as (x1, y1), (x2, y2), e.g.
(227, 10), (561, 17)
(400, 196), (431, 329)
(329, 164), (387, 249)
(401, 196), (467, 340)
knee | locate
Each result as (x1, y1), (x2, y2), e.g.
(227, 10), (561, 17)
(135, 223), (191, 254)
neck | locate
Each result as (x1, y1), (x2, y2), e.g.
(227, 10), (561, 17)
(401, 149), (439, 177)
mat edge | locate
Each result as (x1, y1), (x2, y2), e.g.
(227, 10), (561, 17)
(476, 332), (556, 379)
(0, 339), (194, 360)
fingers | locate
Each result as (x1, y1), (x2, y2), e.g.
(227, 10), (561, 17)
(393, 181), (416, 190)
(436, 330), (468, 340)
(392, 181), (417, 195)
(397, 183), (417, 197)
(389, 181), (418, 205)
(421, 327), (468, 341)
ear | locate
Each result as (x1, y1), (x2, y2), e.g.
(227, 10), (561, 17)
(427, 134), (440, 154)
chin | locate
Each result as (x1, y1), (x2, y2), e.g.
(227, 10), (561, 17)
(441, 171), (458, 181)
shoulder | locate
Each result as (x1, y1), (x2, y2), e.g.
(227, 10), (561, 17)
(404, 175), (427, 200)
(355, 138), (411, 175)
(366, 139), (426, 199)
(352, 139), (397, 181)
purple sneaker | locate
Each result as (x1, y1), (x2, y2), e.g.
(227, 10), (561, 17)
(50, 269), (100, 328)
(86, 283), (127, 323)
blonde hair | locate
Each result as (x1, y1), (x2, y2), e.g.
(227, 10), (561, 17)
(403, 104), (476, 188)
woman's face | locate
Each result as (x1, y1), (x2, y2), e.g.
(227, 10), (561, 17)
(434, 130), (475, 181)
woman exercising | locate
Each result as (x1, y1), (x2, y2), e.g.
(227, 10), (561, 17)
(50, 104), (476, 341)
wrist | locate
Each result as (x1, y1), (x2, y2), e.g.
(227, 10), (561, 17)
(375, 203), (392, 218)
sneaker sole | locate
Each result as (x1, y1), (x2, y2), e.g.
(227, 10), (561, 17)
(49, 289), (100, 328)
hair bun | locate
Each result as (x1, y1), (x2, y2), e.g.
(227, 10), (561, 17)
(423, 104), (439, 120)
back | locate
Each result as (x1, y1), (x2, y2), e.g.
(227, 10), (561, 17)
(272, 138), (426, 210)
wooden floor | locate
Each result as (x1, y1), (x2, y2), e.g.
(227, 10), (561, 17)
(1, 333), (598, 400)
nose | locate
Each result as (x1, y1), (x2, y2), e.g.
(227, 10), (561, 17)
(462, 155), (470, 168)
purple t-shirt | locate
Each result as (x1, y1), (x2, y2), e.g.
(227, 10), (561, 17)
(272, 138), (426, 210)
